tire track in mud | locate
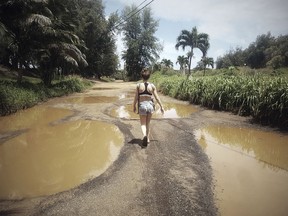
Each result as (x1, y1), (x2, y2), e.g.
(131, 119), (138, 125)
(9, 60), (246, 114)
(138, 119), (217, 216)
(0, 82), (218, 216)
(4, 81), (284, 216)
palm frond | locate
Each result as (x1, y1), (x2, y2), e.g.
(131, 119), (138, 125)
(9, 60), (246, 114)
(32, 0), (49, 3)
(62, 55), (79, 67)
(26, 14), (52, 27)
(61, 43), (88, 67)
(0, 21), (16, 46)
(58, 31), (80, 44)
(0, 21), (12, 37)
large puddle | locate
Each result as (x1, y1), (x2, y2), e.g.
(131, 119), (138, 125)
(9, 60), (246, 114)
(194, 126), (288, 216)
(111, 102), (197, 119)
(0, 105), (124, 199)
(0, 105), (73, 133)
(63, 96), (118, 104)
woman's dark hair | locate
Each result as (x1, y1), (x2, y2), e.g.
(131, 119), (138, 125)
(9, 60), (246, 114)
(141, 68), (150, 80)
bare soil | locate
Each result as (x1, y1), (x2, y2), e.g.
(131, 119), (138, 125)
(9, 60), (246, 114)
(1, 80), (271, 216)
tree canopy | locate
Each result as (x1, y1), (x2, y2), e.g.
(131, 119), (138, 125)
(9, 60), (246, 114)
(216, 32), (288, 69)
(176, 55), (189, 74)
(0, 0), (119, 85)
(161, 58), (173, 69)
(121, 5), (162, 80)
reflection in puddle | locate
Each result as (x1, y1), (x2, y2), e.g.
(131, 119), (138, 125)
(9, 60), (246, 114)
(0, 106), (73, 133)
(111, 102), (197, 119)
(160, 103), (197, 118)
(118, 92), (135, 100)
(64, 96), (118, 104)
(112, 105), (134, 119)
(0, 120), (124, 199)
(92, 87), (116, 90)
(195, 126), (288, 216)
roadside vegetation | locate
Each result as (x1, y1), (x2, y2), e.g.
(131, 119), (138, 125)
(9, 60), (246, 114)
(0, 70), (92, 116)
(0, 0), (119, 86)
(0, 0), (115, 116)
(151, 68), (288, 129)
(148, 29), (288, 129)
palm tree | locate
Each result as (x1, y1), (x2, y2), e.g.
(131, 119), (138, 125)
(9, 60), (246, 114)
(0, 0), (50, 82)
(201, 57), (214, 76)
(200, 40), (213, 76)
(152, 62), (162, 72)
(176, 55), (188, 75)
(0, 0), (88, 85)
(37, 41), (88, 85)
(175, 26), (209, 78)
(161, 58), (173, 69)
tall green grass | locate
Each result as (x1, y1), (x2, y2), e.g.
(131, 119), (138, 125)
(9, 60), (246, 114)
(0, 75), (92, 116)
(151, 72), (288, 128)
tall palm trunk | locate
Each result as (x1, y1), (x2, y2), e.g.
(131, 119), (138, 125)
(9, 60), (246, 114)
(187, 57), (192, 79)
(187, 48), (193, 79)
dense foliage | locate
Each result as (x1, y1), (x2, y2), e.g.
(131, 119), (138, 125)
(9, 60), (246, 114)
(216, 32), (288, 69)
(121, 5), (162, 80)
(0, 0), (118, 85)
(151, 71), (288, 128)
(0, 75), (92, 115)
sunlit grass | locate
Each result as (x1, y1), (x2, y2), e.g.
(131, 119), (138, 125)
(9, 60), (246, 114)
(0, 75), (92, 116)
(151, 69), (288, 128)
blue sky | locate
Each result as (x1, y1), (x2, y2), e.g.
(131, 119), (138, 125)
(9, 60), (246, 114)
(104, 0), (288, 69)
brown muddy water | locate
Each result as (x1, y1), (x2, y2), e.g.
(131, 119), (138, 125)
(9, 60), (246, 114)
(63, 96), (119, 104)
(0, 105), (73, 133)
(1, 82), (288, 216)
(0, 104), (124, 199)
(110, 102), (198, 119)
(194, 126), (288, 216)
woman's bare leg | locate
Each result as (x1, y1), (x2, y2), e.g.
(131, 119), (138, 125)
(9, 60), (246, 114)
(140, 115), (147, 138)
(146, 114), (152, 142)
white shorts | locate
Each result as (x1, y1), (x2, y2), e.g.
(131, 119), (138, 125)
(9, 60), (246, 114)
(139, 101), (154, 115)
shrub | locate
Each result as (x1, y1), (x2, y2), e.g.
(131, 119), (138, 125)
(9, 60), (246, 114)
(0, 76), (92, 116)
(151, 72), (288, 128)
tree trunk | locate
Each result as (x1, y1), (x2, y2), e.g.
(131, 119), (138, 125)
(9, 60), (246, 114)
(17, 69), (23, 84)
(186, 48), (193, 80)
(187, 56), (192, 80)
(42, 69), (53, 87)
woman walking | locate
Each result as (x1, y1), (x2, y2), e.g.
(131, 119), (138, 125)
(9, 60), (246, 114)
(133, 68), (164, 147)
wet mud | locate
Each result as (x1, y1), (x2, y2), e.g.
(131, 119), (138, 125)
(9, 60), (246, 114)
(1, 80), (287, 216)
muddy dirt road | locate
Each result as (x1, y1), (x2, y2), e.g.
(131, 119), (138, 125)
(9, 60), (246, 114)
(1, 80), (268, 216)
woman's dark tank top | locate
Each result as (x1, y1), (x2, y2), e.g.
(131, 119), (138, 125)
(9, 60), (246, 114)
(138, 82), (152, 96)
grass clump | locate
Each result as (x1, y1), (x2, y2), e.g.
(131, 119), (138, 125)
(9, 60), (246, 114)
(0, 75), (92, 116)
(150, 70), (288, 128)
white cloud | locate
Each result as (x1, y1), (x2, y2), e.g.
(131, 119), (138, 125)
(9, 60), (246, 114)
(117, 0), (288, 38)
(157, 0), (287, 42)
(159, 40), (176, 59)
(111, 0), (288, 69)
(214, 48), (226, 59)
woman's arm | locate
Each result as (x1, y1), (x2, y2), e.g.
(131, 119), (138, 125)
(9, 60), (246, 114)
(133, 85), (138, 113)
(152, 84), (164, 114)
